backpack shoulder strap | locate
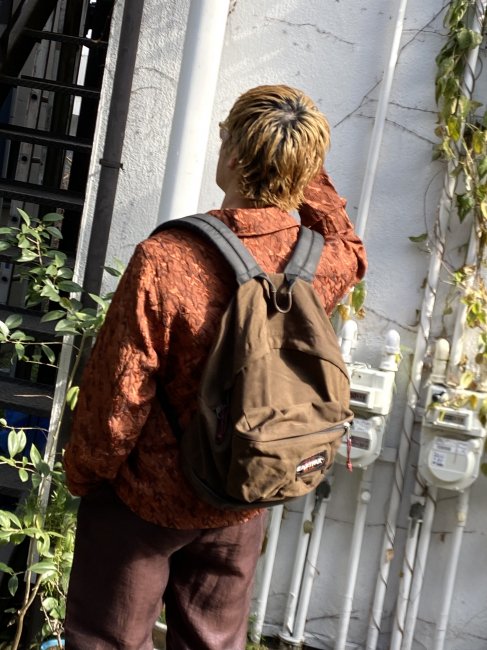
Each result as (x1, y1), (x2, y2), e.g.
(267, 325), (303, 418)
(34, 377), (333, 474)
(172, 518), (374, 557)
(284, 227), (325, 284)
(151, 213), (266, 286)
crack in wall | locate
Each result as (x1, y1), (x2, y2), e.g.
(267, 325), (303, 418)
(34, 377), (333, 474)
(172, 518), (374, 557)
(264, 17), (355, 46)
(334, 4), (447, 129)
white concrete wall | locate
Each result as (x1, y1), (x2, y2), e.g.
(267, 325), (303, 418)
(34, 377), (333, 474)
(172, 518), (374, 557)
(80, 1), (487, 648)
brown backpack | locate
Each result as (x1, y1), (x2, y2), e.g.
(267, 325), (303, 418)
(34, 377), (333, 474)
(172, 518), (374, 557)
(154, 214), (353, 509)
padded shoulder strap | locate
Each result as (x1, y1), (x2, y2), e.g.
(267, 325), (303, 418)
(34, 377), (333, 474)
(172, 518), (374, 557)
(284, 227), (325, 284)
(151, 214), (266, 286)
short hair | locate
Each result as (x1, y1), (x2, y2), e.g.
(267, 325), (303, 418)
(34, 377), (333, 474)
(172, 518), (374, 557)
(221, 85), (330, 211)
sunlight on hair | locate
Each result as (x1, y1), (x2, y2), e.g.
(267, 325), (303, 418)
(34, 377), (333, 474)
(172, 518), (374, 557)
(222, 85), (330, 211)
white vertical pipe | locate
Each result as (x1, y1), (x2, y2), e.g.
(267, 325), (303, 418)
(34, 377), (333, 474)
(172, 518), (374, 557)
(400, 487), (437, 650)
(156, 0), (230, 224)
(334, 466), (375, 650)
(389, 505), (421, 650)
(291, 489), (331, 644)
(432, 489), (470, 650)
(279, 492), (315, 638)
(249, 505), (284, 643)
(354, 0), (409, 240)
(365, 4), (487, 644)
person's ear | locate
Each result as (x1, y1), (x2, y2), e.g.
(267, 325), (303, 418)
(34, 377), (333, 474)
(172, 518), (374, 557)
(227, 149), (239, 169)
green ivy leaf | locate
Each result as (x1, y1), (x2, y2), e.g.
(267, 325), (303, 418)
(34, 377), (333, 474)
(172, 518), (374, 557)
(46, 226), (63, 239)
(8, 574), (18, 597)
(18, 250), (38, 263)
(16, 208), (30, 226)
(40, 284), (61, 302)
(456, 193), (475, 221)
(0, 240), (11, 252)
(58, 281), (83, 293)
(40, 345), (56, 365)
(409, 233), (428, 243)
(478, 157), (487, 179)
(66, 386), (80, 411)
(41, 212), (63, 223)
(29, 560), (57, 575)
(42, 596), (58, 612)
(54, 320), (79, 335)
(41, 310), (66, 323)
(30, 444), (43, 471)
(0, 562), (14, 575)
(0, 511), (11, 528)
(7, 429), (26, 458)
(14, 342), (25, 359)
(351, 281), (366, 313)
(5, 314), (22, 330)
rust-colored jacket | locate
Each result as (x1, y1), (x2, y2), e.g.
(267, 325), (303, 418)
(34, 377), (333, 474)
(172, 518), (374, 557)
(64, 171), (367, 529)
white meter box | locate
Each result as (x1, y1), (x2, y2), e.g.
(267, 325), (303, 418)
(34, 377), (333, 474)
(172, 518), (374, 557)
(418, 430), (483, 491)
(336, 416), (386, 469)
(423, 384), (486, 438)
(348, 365), (395, 415)
(419, 385), (487, 490)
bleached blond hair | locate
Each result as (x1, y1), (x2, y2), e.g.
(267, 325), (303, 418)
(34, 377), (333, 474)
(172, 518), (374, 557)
(221, 85), (330, 211)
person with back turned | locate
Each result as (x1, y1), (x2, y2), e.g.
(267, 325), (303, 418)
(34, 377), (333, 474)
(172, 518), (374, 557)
(63, 84), (367, 650)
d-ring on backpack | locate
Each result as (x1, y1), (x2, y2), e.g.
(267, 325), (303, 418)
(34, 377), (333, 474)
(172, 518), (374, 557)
(153, 214), (353, 509)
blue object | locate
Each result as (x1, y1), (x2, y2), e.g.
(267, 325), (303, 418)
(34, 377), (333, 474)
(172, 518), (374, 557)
(0, 409), (49, 456)
(40, 640), (64, 649)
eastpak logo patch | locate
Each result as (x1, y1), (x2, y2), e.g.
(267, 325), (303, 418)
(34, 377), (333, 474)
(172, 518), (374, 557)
(296, 452), (327, 477)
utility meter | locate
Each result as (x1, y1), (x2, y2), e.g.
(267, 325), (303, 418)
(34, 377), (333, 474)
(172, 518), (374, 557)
(336, 416), (386, 468)
(348, 365), (396, 416)
(418, 384), (487, 491)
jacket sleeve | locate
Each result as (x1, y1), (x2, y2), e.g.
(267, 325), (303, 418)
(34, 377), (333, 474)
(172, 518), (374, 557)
(298, 169), (367, 311)
(63, 243), (166, 496)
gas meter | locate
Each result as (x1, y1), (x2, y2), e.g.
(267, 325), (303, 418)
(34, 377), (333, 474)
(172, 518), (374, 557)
(418, 384), (487, 491)
(348, 366), (396, 416)
(336, 415), (386, 468)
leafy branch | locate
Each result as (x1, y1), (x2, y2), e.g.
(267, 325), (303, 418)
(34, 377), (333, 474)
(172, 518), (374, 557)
(0, 209), (123, 646)
(434, 0), (487, 382)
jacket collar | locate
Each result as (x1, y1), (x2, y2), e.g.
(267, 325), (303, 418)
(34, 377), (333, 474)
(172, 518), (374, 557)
(208, 207), (299, 236)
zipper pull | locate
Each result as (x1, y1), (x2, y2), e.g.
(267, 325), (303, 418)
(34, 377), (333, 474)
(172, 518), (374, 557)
(345, 423), (353, 472)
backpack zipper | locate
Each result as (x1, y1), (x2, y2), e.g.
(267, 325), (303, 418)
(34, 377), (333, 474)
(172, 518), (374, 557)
(215, 402), (230, 444)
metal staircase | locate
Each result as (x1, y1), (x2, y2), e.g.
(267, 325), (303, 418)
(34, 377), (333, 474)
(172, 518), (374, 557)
(0, 0), (114, 432)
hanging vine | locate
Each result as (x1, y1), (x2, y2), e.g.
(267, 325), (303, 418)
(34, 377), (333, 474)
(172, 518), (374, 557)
(434, 0), (487, 383)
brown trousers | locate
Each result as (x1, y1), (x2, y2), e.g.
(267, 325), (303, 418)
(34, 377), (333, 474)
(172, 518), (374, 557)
(64, 486), (266, 650)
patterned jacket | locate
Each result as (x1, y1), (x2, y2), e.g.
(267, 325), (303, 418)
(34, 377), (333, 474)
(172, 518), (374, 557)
(64, 171), (367, 528)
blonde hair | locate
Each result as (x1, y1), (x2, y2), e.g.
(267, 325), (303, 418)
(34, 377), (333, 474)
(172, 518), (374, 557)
(221, 85), (330, 211)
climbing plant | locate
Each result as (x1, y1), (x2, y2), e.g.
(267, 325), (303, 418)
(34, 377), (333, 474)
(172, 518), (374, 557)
(0, 210), (122, 648)
(433, 0), (487, 390)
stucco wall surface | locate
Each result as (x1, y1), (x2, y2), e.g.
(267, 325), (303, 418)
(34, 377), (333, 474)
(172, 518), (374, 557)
(81, 1), (487, 649)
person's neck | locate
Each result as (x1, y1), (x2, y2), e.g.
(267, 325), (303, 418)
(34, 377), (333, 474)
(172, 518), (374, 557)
(220, 188), (257, 210)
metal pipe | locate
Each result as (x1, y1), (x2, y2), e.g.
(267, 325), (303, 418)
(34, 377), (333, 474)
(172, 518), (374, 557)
(289, 481), (332, 646)
(432, 489), (470, 650)
(354, 0), (409, 240)
(82, 0), (146, 298)
(249, 505), (284, 644)
(334, 466), (375, 650)
(279, 492), (315, 639)
(156, 0), (230, 224)
(389, 498), (422, 650)
(400, 487), (437, 650)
